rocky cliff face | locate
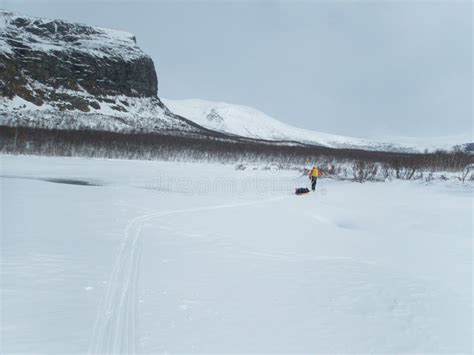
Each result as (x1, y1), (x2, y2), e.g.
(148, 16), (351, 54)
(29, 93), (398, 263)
(0, 11), (201, 133)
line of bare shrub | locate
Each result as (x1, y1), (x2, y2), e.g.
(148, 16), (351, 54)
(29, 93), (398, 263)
(1, 126), (472, 183)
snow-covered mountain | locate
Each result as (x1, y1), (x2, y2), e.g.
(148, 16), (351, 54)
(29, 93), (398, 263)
(0, 11), (204, 134)
(2, 11), (470, 153)
(163, 98), (472, 152)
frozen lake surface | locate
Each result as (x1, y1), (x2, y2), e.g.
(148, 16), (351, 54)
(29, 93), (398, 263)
(1, 155), (472, 353)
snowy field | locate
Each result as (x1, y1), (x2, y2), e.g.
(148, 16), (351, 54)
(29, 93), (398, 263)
(1, 155), (472, 353)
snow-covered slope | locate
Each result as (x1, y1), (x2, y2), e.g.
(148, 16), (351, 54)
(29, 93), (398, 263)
(0, 92), (198, 133)
(163, 98), (472, 152)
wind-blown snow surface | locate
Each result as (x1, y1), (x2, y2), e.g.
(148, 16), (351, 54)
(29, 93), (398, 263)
(1, 155), (472, 353)
(163, 98), (471, 152)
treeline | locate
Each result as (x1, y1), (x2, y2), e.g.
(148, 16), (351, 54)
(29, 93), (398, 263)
(338, 160), (473, 183)
(1, 126), (472, 174)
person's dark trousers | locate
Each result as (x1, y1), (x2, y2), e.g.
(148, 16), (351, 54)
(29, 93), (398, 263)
(311, 177), (317, 191)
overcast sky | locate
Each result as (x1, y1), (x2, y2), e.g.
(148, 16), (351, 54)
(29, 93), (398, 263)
(2, 0), (472, 139)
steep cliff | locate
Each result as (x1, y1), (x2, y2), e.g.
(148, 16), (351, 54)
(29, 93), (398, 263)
(0, 11), (202, 133)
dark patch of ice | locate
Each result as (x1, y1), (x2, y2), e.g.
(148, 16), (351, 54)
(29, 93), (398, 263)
(40, 178), (101, 186)
(0, 175), (101, 186)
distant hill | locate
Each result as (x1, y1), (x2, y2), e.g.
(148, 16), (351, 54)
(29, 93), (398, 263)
(163, 98), (472, 153)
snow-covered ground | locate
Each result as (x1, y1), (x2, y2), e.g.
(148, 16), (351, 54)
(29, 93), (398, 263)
(1, 155), (472, 353)
(163, 98), (472, 152)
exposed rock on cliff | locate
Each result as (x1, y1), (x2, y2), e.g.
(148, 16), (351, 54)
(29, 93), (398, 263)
(0, 11), (201, 133)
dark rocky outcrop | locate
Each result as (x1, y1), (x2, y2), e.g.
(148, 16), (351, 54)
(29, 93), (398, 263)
(0, 11), (207, 134)
(0, 11), (157, 111)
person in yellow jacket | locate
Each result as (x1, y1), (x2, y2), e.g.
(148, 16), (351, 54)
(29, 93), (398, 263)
(308, 165), (320, 191)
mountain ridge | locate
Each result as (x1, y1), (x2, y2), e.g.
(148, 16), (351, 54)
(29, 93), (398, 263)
(163, 98), (472, 153)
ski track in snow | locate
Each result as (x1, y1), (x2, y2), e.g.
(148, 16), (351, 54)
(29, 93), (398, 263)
(89, 196), (286, 354)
